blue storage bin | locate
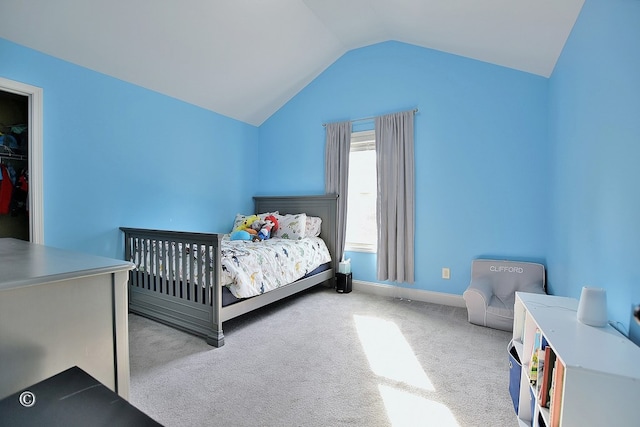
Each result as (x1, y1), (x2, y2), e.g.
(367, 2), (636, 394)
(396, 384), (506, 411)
(508, 340), (521, 415)
(530, 387), (536, 427)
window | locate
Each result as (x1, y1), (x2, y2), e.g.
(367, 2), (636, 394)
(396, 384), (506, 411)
(345, 130), (377, 252)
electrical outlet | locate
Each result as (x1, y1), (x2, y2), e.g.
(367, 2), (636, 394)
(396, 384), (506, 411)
(442, 267), (450, 280)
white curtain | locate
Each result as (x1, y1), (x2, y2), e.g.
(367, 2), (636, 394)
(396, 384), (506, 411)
(325, 121), (352, 263)
(375, 111), (415, 283)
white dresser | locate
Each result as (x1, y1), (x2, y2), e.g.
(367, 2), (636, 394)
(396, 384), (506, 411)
(0, 238), (134, 400)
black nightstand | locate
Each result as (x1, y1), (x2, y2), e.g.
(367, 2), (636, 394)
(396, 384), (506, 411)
(0, 366), (161, 427)
(336, 272), (352, 293)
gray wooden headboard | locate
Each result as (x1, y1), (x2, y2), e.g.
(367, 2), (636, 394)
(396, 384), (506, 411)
(253, 194), (339, 273)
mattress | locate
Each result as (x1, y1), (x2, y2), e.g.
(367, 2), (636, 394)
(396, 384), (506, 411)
(221, 262), (330, 307)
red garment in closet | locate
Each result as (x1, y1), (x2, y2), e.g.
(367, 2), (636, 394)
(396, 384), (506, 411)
(0, 165), (13, 214)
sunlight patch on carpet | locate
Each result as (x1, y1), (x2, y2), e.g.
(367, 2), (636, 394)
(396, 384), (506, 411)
(354, 315), (434, 391)
(378, 385), (460, 427)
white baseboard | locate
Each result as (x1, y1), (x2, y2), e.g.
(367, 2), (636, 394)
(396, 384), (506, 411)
(352, 280), (466, 308)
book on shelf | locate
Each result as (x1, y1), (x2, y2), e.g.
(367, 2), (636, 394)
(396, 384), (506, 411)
(549, 359), (565, 427)
(539, 346), (555, 407)
(535, 347), (546, 395)
(548, 360), (556, 414)
(529, 328), (542, 385)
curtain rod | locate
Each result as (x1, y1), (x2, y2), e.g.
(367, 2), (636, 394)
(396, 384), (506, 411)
(322, 108), (418, 127)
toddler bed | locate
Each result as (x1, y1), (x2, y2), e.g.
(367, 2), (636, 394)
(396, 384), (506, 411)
(120, 195), (338, 347)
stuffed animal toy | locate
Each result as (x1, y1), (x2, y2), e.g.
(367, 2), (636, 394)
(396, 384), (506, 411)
(233, 215), (259, 234)
(250, 219), (264, 233)
(257, 215), (279, 241)
(230, 230), (252, 241)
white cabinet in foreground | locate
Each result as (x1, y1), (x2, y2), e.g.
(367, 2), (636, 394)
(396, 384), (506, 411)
(0, 238), (134, 400)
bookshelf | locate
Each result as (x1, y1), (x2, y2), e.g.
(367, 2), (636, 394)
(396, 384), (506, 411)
(511, 292), (640, 427)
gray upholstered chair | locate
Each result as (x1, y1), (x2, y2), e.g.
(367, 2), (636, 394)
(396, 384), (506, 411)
(463, 259), (546, 331)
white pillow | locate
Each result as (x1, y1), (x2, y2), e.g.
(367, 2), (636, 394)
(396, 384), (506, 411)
(274, 213), (307, 240)
(305, 216), (322, 237)
(231, 211), (278, 232)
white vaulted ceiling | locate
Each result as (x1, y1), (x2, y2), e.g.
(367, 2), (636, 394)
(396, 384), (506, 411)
(0, 0), (585, 125)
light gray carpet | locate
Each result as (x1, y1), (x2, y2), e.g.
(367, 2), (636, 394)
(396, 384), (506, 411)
(129, 287), (518, 427)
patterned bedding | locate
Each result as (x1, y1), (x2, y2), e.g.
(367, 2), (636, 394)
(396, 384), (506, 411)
(133, 235), (331, 299)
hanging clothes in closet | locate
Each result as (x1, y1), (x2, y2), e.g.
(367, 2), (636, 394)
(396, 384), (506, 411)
(0, 163), (13, 214)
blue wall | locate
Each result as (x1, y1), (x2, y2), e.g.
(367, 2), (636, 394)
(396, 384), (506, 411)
(548, 0), (640, 332)
(260, 41), (550, 296)
(0, 38), (258, 258)
(3, 0), (638, 333)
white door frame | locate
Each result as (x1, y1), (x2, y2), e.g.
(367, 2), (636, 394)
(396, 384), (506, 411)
(0, 77), (44, 244)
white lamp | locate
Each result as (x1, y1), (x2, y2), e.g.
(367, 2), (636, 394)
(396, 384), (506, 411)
(577, 286), (608, 327)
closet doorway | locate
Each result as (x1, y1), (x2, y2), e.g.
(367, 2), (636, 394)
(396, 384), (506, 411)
(0, 91), (29, 240)
(0, 78), (43, 244)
